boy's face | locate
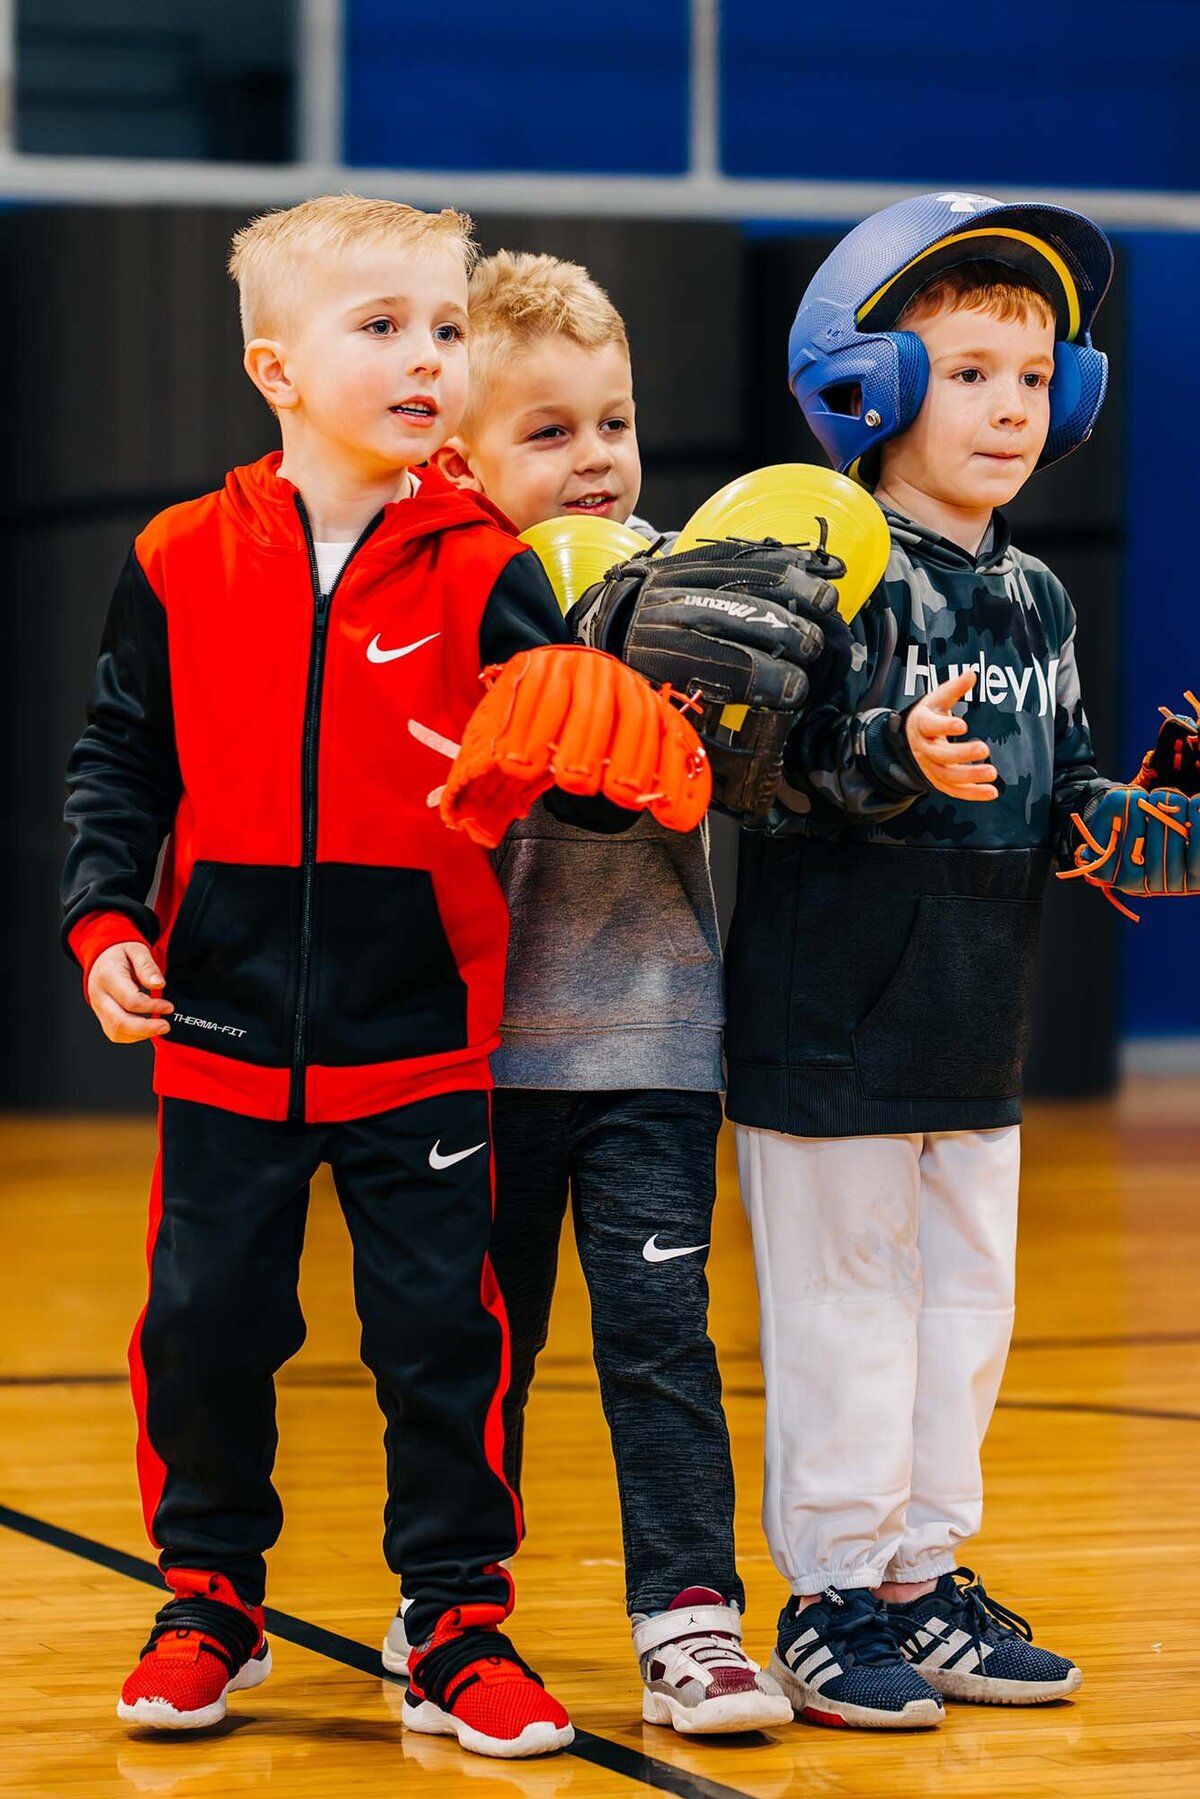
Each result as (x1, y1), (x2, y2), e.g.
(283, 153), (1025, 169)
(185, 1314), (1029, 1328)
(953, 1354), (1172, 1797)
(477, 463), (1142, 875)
(452, 337), (641, 533)
(879, 303), (1056, 513)
(271, 244), (469, 472)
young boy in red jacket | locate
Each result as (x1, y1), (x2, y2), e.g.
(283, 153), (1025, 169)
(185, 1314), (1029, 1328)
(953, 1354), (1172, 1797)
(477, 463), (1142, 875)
(60, 194), (679, 1760)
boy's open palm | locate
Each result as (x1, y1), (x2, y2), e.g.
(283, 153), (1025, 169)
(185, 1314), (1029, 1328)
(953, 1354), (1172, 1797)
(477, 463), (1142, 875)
(905, 670), (999, 802)
(87, 942), (173, 1043)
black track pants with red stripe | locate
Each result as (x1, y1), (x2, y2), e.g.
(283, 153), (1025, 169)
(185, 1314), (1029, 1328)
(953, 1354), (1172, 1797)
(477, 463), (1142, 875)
(130, 1091), (520, 1646)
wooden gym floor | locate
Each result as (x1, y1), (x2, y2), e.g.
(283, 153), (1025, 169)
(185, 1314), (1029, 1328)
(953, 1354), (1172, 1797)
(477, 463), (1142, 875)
(3, 1082), (1199, 1798)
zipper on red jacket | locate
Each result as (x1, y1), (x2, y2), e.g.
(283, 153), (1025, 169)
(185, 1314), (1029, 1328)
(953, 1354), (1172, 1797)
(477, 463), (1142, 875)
(289, 497), (384, 1121)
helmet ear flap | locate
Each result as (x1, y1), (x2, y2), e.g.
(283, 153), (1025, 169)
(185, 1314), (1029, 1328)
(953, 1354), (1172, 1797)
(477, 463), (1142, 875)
(1042, 339), (1108, 468)
(890, 329), (931, 436)
(1049, 338), (1082, 419)
(788, 330), (931, 475)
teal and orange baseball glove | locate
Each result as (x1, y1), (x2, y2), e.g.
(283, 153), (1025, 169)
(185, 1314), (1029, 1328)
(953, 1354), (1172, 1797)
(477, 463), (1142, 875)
(1059, 785), (1200, 919)
(1061, 694), (1200, 919)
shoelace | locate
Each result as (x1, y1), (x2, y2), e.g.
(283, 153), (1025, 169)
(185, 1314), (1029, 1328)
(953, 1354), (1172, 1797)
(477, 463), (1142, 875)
(141, 1594), (260, 1676)
(411, 1627), (542, 1710)
(944, 1569), (1034, 1663)
(662, 1628), (755, 1673)
(799, 1591), (904, 1667)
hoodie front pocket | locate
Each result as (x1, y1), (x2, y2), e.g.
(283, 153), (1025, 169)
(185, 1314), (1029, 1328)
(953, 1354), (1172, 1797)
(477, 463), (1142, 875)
(852, 895), (1043, 1100)
(165, 862), (296, 1065)
(501, 835), (716, 1031)
(308, 864), (468, 1066)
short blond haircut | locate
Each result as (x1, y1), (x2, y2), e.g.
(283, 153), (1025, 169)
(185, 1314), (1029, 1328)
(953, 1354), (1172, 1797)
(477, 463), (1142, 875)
(228, 193), (477, 342)
(899, 259), (1056, 334)
(461, 250), (629, 436)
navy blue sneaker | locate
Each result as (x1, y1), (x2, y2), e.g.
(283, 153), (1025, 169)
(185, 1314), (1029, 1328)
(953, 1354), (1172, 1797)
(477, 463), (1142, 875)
(768, 1588), (944, 1729)
(886, 1569), (1082, 1705)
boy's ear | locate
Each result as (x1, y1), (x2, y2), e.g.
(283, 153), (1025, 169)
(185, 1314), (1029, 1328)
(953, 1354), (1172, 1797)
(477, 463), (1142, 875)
(243, 338), (298, 411)
(433, 438), (483, 492)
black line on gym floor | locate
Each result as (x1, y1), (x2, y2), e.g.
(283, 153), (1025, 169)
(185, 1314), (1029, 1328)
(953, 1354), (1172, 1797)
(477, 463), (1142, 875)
(1009, 1330), (1200, 1352)
(0, 1502), (758, 1799)
(997, 1398), (1200, 1425)
(713, 1389), (1200, 1423)
(486, 1381), (1200, 1424)
(6, 1330), (1200, 1391)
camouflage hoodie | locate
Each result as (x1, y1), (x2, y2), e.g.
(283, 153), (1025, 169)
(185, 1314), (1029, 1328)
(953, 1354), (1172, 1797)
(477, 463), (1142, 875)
(723, 507), (1110, 1138)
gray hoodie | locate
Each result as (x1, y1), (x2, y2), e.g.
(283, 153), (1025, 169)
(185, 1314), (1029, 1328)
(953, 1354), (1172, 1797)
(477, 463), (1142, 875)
(491, 515), (724, 1092)
(492, 804), (723, 1090)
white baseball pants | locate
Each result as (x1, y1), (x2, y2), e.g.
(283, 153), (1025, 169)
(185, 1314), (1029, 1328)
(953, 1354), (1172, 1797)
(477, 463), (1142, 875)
(735, 1124), (1020, 1595)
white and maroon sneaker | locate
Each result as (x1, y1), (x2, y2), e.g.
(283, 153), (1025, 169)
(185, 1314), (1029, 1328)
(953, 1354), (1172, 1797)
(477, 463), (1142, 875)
(633, 1587), (793, 1734)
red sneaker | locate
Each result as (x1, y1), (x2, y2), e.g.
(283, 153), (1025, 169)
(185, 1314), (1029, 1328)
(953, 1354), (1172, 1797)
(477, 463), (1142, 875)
(403, 1604), (573, 1759)
(117, 1570), (271, 1730)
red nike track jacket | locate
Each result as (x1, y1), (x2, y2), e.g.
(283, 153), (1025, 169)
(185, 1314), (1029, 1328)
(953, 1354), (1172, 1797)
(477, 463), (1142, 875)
(62, 453), (576, 1123)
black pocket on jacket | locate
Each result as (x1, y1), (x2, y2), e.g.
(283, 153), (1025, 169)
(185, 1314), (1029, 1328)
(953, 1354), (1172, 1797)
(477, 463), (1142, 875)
(852, 895), (1043, 1100)
(308, 865), (468, 1067)
(165, 862), (296, 1065)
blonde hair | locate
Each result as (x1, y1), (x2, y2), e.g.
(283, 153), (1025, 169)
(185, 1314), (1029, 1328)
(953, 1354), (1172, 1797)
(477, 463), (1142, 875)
(899, 259), (1056, 333)
(228, 193), (476, 342)
(461, 250), (629, 436)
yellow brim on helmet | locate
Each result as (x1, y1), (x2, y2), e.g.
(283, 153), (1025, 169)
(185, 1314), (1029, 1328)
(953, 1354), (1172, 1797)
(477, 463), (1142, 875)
(856, 226), (1082, 342)
(672, 463), (891, 623)
(518, 514), (649, 615)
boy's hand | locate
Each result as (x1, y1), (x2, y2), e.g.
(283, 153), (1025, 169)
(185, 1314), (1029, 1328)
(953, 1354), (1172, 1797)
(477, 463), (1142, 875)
(87, 941), (173, 1043)
(905, 671), (999, 802)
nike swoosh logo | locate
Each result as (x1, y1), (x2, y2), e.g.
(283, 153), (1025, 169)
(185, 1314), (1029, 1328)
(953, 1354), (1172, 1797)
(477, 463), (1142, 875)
(428, 1139), (487, 1171)
(368, 632), (440, 663)
(408, 718), (460, 760)
(642, 1234), (709, 1263)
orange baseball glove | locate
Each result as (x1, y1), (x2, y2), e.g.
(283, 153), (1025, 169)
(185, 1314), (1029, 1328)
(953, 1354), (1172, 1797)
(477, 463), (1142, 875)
(440, 645), (712, 847)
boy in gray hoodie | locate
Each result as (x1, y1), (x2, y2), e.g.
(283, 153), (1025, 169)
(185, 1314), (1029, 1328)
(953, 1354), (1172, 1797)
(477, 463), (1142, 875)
(383, 249), (790, 1735)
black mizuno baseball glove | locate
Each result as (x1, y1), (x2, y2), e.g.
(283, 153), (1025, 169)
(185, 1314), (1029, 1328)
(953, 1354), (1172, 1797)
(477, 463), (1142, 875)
(567, 537), (852, 819)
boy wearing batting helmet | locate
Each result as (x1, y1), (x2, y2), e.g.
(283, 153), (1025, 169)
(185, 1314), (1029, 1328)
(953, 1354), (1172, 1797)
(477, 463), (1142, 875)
(726, 192), (1119, 1727)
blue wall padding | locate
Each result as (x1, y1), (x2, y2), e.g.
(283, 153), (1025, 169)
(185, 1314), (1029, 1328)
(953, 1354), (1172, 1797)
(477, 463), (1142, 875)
(720, 2), (1200, 191)
(1120, 232), (1200, 1036)
(345, 0), (691, 173)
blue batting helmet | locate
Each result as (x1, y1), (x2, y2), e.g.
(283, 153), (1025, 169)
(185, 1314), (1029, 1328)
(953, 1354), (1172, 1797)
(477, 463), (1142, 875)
(788, 191), (1114, 477)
